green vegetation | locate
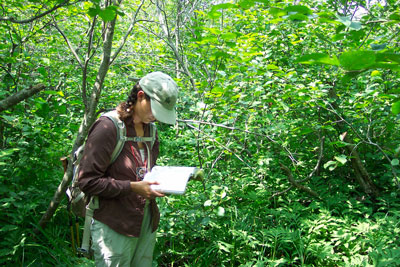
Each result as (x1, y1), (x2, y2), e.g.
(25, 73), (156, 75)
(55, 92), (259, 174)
(1, 0), (399, 266)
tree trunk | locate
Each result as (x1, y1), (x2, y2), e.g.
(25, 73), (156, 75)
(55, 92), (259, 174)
(344, 136), (380, 197)
(38, 15), (118, 230)
(328, 83), (379, 197)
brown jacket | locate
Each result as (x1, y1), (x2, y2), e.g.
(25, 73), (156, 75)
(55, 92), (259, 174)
(78, 114), (160, 237)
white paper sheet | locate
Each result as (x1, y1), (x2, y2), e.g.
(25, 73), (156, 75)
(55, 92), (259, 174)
(143, 166), (197, 195)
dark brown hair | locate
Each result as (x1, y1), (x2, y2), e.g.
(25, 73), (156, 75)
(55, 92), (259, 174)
(117, 82), (150, 120)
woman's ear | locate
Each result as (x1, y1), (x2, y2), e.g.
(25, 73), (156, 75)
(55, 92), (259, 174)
(137, 90), (145, 100)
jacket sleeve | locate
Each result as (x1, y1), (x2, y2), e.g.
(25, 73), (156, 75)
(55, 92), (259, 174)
(77, 117), (132, 198)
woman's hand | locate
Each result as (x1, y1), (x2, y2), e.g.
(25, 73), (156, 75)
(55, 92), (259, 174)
(130, 181), (165, 199)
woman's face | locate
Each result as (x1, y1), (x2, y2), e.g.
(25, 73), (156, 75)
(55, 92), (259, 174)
(135, 91), (155, 124)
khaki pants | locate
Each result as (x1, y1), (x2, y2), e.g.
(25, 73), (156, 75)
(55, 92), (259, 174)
(91, 202), (156, 267)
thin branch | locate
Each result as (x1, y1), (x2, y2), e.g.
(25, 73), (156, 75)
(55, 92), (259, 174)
(184, 123), (255, 172)
(179, 119), (298, 164)
(0, 0), (74, 24)
(280, 163), (321, 199)
(110, 0), (145, 65)
(52, 18), (83, 68)
(270, 186), (293, 198)
(155, 0), (171, 39)
(296, 136), (325, 183)
(358, 23), (375, 49)
(387, 28), (400, 44)
(325, 103), (399, 188)
(365, 19), (388, 24)
(81, 16), (98, 110)
(178, 119), (276, 142)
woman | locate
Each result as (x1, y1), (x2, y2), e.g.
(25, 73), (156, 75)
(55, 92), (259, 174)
(78, 72), (178, 266)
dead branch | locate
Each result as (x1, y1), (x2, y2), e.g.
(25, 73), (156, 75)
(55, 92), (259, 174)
(0, 84), (45, 112)
(279, 163), (321, 199)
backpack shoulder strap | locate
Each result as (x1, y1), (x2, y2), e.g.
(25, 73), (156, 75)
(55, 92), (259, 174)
(124, 122), (157, 148)
(149, 122), (157, 149)
(101, 110), (126, 164)
(102, 111), (157, 169)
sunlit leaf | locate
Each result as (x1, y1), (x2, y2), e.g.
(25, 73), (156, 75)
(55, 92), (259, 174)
(98, 7), (117, 21)
(336, 16), (362, 30)
(284, 5), (312, 15)
(204, 200), (212, 207)
(376, 53), (400, 64)
(269, 7), (286, 17)
(339, 51), (376, 70)
(210, 3), (237, 12)
(324, 161), (337, 170)
(371, 70), (381, 77)
(392, 101), (400, 114)
(335, 155), (347, 165)
(389, 12), (400, 21)
(208, 10), (222, 19)
(238, 0), (255, 9)
(296, 53), (339, 66)
(0, 148), (19, 158)
(217, 206), (225, 216)
(221, 32), (237, 41)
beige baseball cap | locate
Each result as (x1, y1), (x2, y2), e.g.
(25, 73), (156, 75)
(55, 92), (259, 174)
(139, 72), (178, 125)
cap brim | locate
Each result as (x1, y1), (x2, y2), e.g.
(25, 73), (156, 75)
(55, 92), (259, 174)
(150, 98), (176, 125)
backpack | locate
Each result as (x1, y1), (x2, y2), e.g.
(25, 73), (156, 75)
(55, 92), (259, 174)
(66, 110), (157, 255)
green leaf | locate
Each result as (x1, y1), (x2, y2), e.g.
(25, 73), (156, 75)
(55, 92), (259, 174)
(336, 16), (362, 30)
(269, 7), (287, 17)
(392, 101), (400, 114)
(288, 13), (309, 21)
(208, 10), (222, 19)
(220, 32), (237, 41)
(324, 161), (337, 171)
(389, 12), (400, 21)
(43, 90), (64, 97)
(87, 7), (99, 17)
(349, 21), (362, 30)
(391, 159), (399, 166)
(371, 70), (381, 77)
(217, 206), (225, 216)
(0, 148), (19, 158)
(376, 53), (400, 64)
(339, 51), (376, 71)
(204, 200), (212, 207)
(0, 224), (18, 232)
(319, 17), (340, 24)
(296, 53), (339, 66)
(334, 155), (347, 165)
(37, 67), (47, 77)
(238, 0), (255, 9)
(370, 43), (387, 51)
(284, 5), (312, 15)
(370, 63), (400, 71)
(210, 3), (237, 12)
(98, 7), (117, 21)
(267, 64), (280, 70)
(1, 115), (17, 123)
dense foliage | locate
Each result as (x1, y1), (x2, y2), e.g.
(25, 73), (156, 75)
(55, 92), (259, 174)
(1, 0), (399, 266)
